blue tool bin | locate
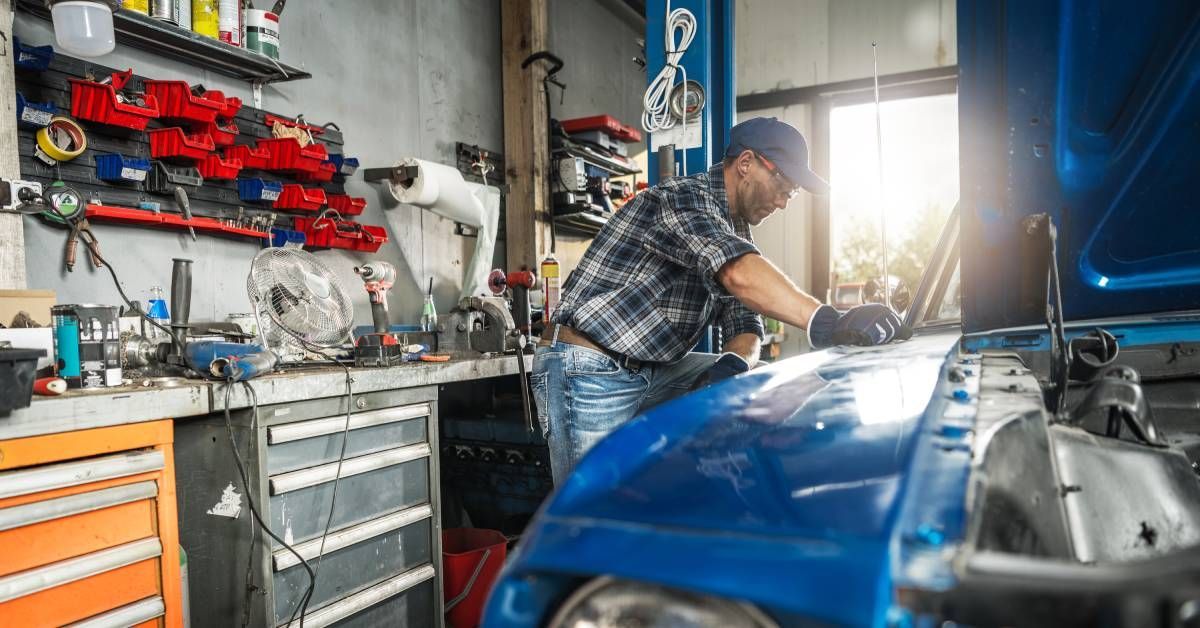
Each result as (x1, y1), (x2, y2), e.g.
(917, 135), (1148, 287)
(13, 37), (54, 72)
(95, 154), (151, 183)
(239, 178), (283, 203)
(269, 227), (305, 248)
(327, 154), (360, 176)
(15, 93), (55, 128)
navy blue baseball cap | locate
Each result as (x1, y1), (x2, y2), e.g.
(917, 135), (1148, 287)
(726, 117), (830, 195)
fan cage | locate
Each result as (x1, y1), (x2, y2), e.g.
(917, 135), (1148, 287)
(247, 248), (355, 354)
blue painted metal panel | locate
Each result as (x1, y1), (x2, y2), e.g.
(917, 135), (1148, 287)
(482, 333), (963, 626)
(645, 0), (736, 182)
(958, 0), (1200, 332)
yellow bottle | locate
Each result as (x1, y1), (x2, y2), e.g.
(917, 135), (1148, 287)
(192, 0), (219, 38)
(122, 0), (149, 14)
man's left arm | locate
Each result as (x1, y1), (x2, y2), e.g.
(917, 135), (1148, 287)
(718, 299), (763, 365)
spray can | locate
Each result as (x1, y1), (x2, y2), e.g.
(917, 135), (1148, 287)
(175, 0), (191, 30)
(122, 0), (149, 15)
(192, 0), (219, 39)
(218, 0), (241, 46)
(149, 0), (175, 22)
(244, 9), (280, 59)
(52, 305), (122, 389)
(540, 254), (560, 323)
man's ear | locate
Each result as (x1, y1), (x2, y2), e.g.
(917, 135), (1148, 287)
(737, 150), (754, 176)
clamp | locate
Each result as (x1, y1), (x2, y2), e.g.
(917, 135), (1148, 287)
(34, 116), (87, 165)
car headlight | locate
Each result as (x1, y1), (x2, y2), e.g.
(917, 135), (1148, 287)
(548, 577), (777, 628)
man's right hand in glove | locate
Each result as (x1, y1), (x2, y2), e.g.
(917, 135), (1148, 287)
(806, 303), (907, 349)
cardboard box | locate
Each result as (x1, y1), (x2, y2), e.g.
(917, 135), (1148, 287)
(0, 290), (55, 328)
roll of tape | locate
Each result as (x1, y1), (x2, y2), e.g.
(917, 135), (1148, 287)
(35, 116), (87, 164)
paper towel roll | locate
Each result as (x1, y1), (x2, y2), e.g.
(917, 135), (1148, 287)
(386, 158), (499, 300)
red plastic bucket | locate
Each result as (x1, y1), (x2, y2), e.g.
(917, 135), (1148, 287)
(442, 528), (507, 628)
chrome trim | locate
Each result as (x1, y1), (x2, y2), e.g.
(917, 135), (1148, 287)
(0, 451), (164, 500)
(268, 443), (431, 495)
(0, 537), (162, 602)
(272, 503), (433, 571)
(65, 596), (165, 628)
(267, 403), (430, 445)
(0, 481), (158, 532)
(280, 564), (436, 628)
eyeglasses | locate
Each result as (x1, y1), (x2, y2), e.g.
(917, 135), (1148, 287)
(753, 152), (800, 200)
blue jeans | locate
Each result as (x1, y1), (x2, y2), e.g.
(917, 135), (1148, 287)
(530, 341), (718, 485)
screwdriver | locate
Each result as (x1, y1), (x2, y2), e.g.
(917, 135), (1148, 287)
(174, 186), (196, 241)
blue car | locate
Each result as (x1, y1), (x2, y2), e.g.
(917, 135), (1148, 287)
(483, 1), (1200, 626)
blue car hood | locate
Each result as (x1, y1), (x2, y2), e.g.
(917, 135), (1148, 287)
(958, 0), (1200, 332)
(504, 333), (960, 625)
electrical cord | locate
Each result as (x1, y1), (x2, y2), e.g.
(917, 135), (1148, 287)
(641, 3), (697, 175)
(222, 381), (317, 628)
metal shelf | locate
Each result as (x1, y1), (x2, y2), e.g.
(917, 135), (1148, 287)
(17, 2), (311, 84)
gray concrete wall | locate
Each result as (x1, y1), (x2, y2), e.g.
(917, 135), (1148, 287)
(16, 0), (503, 326)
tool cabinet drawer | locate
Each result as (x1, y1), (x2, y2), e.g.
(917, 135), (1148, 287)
(0, 538), (163, 626)
(66, 595), (165, 627)
(272, 505), (433, 623)
(266, 403), (430, 475)
(268, 444), (431, 545)
(286, 565), (436, 628)
(0, 480), (159, 576)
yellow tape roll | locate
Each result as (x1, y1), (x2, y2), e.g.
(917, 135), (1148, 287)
(35, 116), (87, 163)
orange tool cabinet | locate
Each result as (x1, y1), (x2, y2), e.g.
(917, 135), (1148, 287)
(0, 420), (183, 627)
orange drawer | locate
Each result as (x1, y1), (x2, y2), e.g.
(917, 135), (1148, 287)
(0, 491), (157, 576)
(0, 540), (162, 626)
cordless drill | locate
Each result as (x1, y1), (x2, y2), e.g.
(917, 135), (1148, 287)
(353, 262), (404, 367)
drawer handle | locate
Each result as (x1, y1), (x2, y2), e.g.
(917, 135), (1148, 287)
(273, 503), (433, 571)
(0, 537), (162, 603)
(266, 403), (431, 445)
(281, 563), (436, 628)
(65, 595), (165, 628)
(0, 481), (158, 532)
(269, 443), (431, 495)
(0, 450), (164, 500)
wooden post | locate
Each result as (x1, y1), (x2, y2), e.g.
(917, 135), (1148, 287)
(0, 0), (26, 289)
(500, 0), (549, 273)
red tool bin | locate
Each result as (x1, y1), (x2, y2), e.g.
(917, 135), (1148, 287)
(295, 214), (387, 253)
(68, 70), (160, 130)
(142, 79), (224, 123)
(296, 160), (336, 182)
(257, 138), (328, 173)
(148, 127), (214, 162)
(224, 144), (269, 170)
(560, 114), (643, 142)
(262, 113), (326, 136)
(275, 184), (327, 211)
(196, 153), (243, 179)
(194, 119), (239, 146)
(202, 90), (243, 119)
(326, 194), (366, 216)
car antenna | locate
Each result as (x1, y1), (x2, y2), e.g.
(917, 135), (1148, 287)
(872, 41), (892, 311)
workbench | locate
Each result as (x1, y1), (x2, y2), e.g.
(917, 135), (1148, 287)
(0, 354), (532, 628)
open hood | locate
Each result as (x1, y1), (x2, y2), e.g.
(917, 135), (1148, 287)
(958, 0), (1200, 333)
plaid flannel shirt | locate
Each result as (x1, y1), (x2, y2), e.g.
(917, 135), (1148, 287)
(552, 163), (764, 363)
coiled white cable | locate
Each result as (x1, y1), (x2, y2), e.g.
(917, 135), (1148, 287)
(642, 4), (697, 136)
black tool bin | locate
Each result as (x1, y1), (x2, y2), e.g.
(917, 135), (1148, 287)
(0, 348), (46, 416)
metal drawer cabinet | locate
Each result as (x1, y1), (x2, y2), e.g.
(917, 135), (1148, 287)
(175, 385), (443, 628)
(0, 421), (183, 627)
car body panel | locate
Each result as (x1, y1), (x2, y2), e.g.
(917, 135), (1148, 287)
(958, 0), (1200, 332)
(485, 333), (963, 626)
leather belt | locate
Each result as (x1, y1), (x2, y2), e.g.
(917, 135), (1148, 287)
(539, 323), (646, 371)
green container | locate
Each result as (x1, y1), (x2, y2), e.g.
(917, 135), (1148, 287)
(244, 9), (279, 59)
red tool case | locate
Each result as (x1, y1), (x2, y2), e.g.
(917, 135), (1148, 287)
(560, 115), (643, 143)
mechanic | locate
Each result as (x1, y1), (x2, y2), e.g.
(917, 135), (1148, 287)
(533, 116), (904, 484)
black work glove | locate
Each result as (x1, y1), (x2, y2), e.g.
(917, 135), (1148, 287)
(807, 304), (908, 349)
(690, 352), (751, 390)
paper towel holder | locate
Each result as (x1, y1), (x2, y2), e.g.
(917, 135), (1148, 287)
(363, 164), (480, 238)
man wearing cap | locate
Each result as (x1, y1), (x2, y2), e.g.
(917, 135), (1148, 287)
(533, 117), (903, 484)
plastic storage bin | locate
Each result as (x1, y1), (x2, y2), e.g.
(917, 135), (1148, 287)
(148, 127), (215, 162)
(15, 93), (55, 128)
(195, 153), (243, 179)
(442, 528), (508, 628)
(269, 227), (306, 247)
(95, 154), (151, 183)
(146, 161), (203, 194)
(295, 215), (388, 252)
(200, 89), (243, 119)
(224, 144), (270, 170)
(0, 348), (45, 416)
(274, 184), (327, 211)
(257, 138), (327, 173)
(13, 37), (54, 71)
(238, 178), (282, 203)
(296, 160), (336, 182)
(327, 154), (360, 176)
(69, 70), (160, 130)
(143, 79), (225, 123)
(326, 194), (366, 216)
(194, 119), (239, 147)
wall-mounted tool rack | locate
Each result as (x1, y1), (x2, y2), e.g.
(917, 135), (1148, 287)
(13, 51), (364, 244)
